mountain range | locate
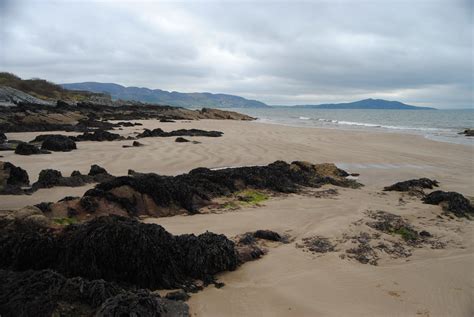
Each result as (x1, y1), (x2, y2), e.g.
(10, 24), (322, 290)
(61, 82), (268, 108)
(61, 82), (435, 110)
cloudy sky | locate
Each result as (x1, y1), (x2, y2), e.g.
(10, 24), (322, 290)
(0, 0), (472, 108)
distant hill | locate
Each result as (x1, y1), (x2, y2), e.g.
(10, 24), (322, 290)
(61, 82), (269, 108)
(292, 99), (436, 110)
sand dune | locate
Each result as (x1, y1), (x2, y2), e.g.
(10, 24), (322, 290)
(2, 119), (473, 316)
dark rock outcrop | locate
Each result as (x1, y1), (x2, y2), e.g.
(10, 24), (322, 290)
(14, 142), (50, 155)
(30, 166), (113, 192)
(0, 215), (238, 291)
(67, 161), (359, 217)
(0, 133), (6, 143)
(0, 161), (29, 194)
(0, 269), (189, 317)
(423, 191), (474, 218)
(137, 128), (223, 138)
(253, 230), (282, 242)
(0, 99), (254, 133)
(40, 135), (77, 152)
(383, 178), (439, 192)
(75, 130), (124, 142)
(175, 137), (190, 143)
(459, 129), (474, 137)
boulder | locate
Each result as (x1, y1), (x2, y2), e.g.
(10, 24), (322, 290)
(383, 178), (439, 192)
(14, 142), (50, 155)
(76, 130), (124, 142)
(423, 190), (474, 218)
(175, 137), (190, 143)
(0, 215), (239, 290)
(40, 135), (77, 152)
(0, 132), (6, 143)
(0, 161), (29, 194)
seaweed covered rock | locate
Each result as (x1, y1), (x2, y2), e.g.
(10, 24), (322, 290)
(30, 166), (114, 192)
(0, 161), (29, 194)
(14, 142), (50, 155)
(423, 191), (474, 218)
(175, 232), (238, 282)
(96, 290), (189, 317)
(137, 128), (223, 138)
(40, 135), (77, 152)
(76, 161), (359, 216)
(0, 269), (188, 317)
(76, 130), (124, 142)
(383, 178), (439, 192)
(0, 215), (239, 290)
(253, 230), (282, 242)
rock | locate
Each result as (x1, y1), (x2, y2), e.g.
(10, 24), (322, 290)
(15, 205), (43, 219)
(0, 161), (29, 194)
(0, 215), (239, 291)
(0, 132), (6, 143)
(14, 142), (50, 155)
(34, 202), (53, 213)
(122, 141), (144, 148)
(165, 289), (190, 301)
(423, 190), (474, 218)
(198, 108), (254, 120)
(30, 167), (103, 191)
(383, 178), (439, 192)
(459, 129), (474, 136)
(34, 169), (63, 188)
(137, 128), (223, 138)
(419, 230), (432, 237)
(160, 118), (176, 123)
(62, 161), (359, 217)
(89, 164), (108, 176)
(76, 130), (124, 142)
(175, 137), (190, 143)
(40, 135), (77, 152)
(0, 269), (189, 317)
(56, 99), (69, 107)
(253, 230), (282, 241)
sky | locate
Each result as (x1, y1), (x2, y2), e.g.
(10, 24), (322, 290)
(0, 0), (472, 108)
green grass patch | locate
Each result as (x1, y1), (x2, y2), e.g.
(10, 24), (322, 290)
(53, 217), (77, 226)
(393, 227), (418, 242)
(236, 189), (269, 205)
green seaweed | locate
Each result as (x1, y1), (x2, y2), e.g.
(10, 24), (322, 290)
(236, 190), (269, 205)
(393, 227), (418, 242)
(53, 217), (77, 226)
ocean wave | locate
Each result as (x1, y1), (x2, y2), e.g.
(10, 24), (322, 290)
(299, 116), (311, 120)
(320, 119), (444, 132)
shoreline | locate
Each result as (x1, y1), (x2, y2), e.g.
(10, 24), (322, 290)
(250, 117), (474, 146)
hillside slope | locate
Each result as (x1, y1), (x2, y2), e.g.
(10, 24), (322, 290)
(62, 82), (269, 108)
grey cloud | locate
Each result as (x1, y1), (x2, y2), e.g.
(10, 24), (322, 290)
(0, 0), (472, 108)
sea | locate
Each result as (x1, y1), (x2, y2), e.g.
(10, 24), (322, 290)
(227, 108), (474, 146)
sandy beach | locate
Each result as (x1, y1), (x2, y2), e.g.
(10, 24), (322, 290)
(1, 119), (473, 316)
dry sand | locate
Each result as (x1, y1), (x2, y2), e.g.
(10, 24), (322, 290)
(2, 119), (473, 316)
